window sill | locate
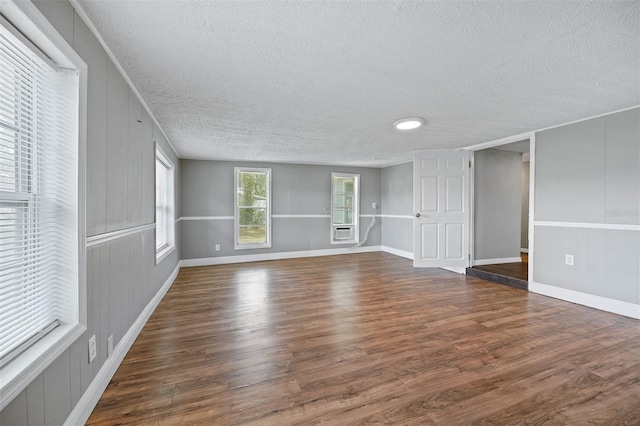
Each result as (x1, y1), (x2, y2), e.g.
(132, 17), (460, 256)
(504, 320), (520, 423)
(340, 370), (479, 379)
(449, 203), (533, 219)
(0, 322), (85, 410)
(234, 243), (272, 250)
(331, 240), (359, 245)
(156, 244), (175, 264)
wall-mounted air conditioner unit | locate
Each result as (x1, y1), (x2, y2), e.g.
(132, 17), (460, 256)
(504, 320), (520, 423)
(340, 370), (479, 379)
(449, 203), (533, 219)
(334, 226), (355, 241)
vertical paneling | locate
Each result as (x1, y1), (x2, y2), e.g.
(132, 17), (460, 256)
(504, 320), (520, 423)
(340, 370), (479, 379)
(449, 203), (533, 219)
(74, 12), (108, 236)
(106, 60), (130, 232)
(141, 109), (155, 224)
(109, 241), (123, 348)
(127, 91), (143, 227)
(25, 375), (44, 426)
(533, 108), (639, 307)
(98, 244), (110, 367)
(129, 235), (138, 322)
(0, 391), (27, 426)
(381, 162), (413, 253)
(69, 338), (82, 409)
(535, 118), (606, 223)
(604, 108), (640, 225)
(121, 236), (132, 336)
(90, 246), (101, 381)
(32, 0), (74, 45)
(43, 351), (71, 426)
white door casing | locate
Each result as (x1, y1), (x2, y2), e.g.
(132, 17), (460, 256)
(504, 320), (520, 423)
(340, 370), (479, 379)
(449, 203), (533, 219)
(413, 150), (470, 269)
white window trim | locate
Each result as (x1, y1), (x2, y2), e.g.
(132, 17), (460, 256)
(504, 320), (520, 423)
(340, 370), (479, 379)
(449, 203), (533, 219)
(0, 0), (87, 411)
(330, 172), (360, 245)
(155, 143), (175, 264)
(234, 167), (272, 250)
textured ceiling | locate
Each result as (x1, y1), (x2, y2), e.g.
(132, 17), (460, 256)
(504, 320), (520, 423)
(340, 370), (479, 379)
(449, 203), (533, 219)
(75, 0), (639, 167)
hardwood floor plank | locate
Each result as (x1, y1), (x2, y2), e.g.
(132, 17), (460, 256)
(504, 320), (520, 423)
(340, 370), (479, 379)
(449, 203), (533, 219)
(87, 253), (640, 425)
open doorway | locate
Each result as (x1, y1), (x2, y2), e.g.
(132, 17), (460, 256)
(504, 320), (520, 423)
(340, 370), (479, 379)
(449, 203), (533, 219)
(467, 139), (530, 290)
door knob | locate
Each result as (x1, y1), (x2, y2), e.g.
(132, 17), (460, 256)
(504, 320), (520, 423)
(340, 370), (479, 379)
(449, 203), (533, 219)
(415, 213), (421, 218)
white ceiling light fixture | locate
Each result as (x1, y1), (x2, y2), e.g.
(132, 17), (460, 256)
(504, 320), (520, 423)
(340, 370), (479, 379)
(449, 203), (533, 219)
(394, 117), (425, 130)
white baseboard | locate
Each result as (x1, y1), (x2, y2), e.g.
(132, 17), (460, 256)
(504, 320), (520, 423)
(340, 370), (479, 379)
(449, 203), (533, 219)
(179, 245), (382, 267)
(530, 282), (640, 319)
(380, 246), (413, 260)
(520, 248), (529, 253)
(64, 264), (180, 426)
(473, 257), (521, 266)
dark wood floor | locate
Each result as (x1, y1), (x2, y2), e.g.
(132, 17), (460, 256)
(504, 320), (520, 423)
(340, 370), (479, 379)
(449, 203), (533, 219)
(472, 253), (529, 282)
(88, 253), (640, 425)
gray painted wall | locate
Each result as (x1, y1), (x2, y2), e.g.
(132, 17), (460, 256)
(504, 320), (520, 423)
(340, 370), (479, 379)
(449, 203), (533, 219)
(474, 149), (523, 260)
(521, 161), (530, 250)
(533, 107), (639, 304)
(180, 160), (381, 259)
(381, 162), (413, 253)
(1, 2), (181, 424)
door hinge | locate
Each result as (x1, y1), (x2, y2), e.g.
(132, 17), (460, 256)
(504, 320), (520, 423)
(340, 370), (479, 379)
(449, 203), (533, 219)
(469, 161), (472, 168)
(468, 254), (471, 261)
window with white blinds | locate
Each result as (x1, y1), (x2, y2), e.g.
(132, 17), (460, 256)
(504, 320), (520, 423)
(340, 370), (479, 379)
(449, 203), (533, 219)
(0, 17), (79, 370)
(155, 144), (174, 262)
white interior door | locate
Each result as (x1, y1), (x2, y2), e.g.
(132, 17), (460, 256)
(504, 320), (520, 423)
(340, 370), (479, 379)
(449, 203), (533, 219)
(413, 150), (470, 269)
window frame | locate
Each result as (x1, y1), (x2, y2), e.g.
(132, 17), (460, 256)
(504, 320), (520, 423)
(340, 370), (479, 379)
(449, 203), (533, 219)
(0, 1), (87, 410)
(330, 172), (360, 244)
(155, 143), (175, 263)
(234, 167), (272, 250)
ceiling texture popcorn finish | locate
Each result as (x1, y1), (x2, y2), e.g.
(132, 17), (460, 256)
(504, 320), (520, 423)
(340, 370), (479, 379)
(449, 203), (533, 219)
(76, 1), (639, 167)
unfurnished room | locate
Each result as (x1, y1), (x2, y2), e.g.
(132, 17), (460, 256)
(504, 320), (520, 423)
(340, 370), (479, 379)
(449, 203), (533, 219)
(0, 1), (639, 425)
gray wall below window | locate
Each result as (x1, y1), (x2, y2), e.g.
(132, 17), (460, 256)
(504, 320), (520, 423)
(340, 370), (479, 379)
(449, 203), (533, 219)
(381, 162), (413, 254)
(533, 107), (640, 305)
(474, 149), (522, 261)
(179, 160), (381, 259)
(1, 2), (180, 424)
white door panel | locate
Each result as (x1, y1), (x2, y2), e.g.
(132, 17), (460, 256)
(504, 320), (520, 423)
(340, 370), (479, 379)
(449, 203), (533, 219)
(414, 150), (470, 268)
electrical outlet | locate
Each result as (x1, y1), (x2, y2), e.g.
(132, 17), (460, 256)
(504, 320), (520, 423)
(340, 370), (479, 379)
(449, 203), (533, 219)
(88, 335), (97, 363)
(565, 254), (574, 266)
(215, 244), (220, 251)
(107, 334), (113, 357)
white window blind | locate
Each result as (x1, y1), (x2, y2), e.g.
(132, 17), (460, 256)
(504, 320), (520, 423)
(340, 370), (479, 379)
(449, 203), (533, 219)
(155, 145), (174, 261)
(0, 19), (79, 368)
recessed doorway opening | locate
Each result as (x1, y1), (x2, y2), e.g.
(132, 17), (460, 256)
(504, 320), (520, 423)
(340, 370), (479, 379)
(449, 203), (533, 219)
(467, 138), (531, 290)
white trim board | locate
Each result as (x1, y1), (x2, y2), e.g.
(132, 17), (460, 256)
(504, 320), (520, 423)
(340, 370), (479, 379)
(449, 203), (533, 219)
(534, 221), (640, 231)
(86, 223), (155, 247)
(530, 282), (640, 320)
(442, 267), (466, 275)
(64, 265), (180, 426)
(273, 214), (330, 219)
(180, 245), (382, 267)
(473, 257), (522, 266)
(381, 246), (413, 260)
(178, 216), (234, 221)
